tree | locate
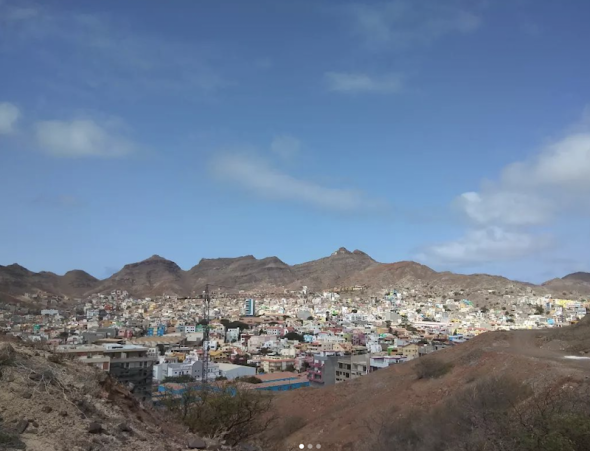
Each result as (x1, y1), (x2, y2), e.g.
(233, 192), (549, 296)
(284, 332), (304, 342)
(534, 305), (545, 315)
(156, 344), (166, 356)
(307, 316), (314, 321)
(236, 376), (262, 384)
(481, 306), (489, 313)
(163, 382), (274, 445)
(162, 374), (194, 383)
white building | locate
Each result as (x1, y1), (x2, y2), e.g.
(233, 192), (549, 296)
(217, 363), (256, 380)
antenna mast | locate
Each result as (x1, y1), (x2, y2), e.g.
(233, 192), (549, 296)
(202, 283), (210, 383)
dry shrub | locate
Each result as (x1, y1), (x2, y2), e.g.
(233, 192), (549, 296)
(365, 375), (590, 451)
(163, 382), (274, 446)
(415, 357), (453, 379)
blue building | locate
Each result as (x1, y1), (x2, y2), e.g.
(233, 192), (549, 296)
(244, 299), (256, 317)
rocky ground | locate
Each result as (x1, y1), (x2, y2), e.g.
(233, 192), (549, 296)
(0, 337), (218, 451)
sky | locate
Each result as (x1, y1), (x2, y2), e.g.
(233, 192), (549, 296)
(1, 0), (590, 283)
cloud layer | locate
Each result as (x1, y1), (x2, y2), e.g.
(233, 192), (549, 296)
(34, 119), (136, 158)
(349, 0), (481, 49)
(325, 72), (403, 94)
(210, 151), (383, 213)
(418, 227), (552, 266)
(270, 135), (301, 159)
(420, 111), (590, 267)
(0, 1), (227, 99)
(459, 132), (590, 227)
(0, 102), (20, 134)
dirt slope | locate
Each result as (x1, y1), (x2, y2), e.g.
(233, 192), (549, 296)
(267, 319), (590, 451)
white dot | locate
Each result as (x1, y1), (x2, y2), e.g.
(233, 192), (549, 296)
(308, 445), (313, 449)
(299, 445), (304, 449)
(316, 445), (321, 449)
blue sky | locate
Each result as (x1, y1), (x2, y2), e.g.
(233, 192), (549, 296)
(1, 0), (589, 283)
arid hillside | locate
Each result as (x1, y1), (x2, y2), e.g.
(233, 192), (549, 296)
(266, 317), (590, 451)
(2, 250), (589, 301)
(0, 337), (206, 451)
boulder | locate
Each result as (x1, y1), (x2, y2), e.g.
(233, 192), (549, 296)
(187, 436), (207, 449)
(117, 422), (132, 433)
(88, 423), (103, 434)
(41, 406), (53, 413)
(28, 373), (42, 382)
(0, 343), (15, 364)
(16, 419), (29, 434)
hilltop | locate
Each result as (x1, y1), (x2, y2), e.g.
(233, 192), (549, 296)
(1, 250), (589, 301)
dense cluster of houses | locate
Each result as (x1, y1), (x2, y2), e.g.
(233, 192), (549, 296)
(1, 286), (587, 398)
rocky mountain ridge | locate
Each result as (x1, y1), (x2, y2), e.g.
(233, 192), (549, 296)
(1, 250), (589, 300)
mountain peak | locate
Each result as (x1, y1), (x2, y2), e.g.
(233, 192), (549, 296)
(145, 254), (167, 262)
(332, 247), (352, 256)
(563, 272), (590, 282)
(5, 263), (31, 273)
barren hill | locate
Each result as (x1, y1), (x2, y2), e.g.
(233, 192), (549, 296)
(267, 318), (590, 451)
(0, 264), (99, 298)
(542, 271), (590, 296)
(291, 248), (378, 290)
(2, 250), (589, 300)
(187, 255), (295, 293)
(95, 255), (187, 296)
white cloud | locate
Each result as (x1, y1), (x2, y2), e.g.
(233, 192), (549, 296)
(270, 135), (301, 159)
(34, 119), (136, 158)
(423, 109), (590, 267)
(0, 102), (20, 134)
(326, 72), (403, 94)
(210, 153), (383, 213)
(457, 191), (553, 226)
(349, 1), (482, 49)
(418, 227), (552, 266)
(458, 131), (590, 226)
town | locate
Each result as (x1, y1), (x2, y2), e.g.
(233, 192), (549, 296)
(1, 284), (587, 402)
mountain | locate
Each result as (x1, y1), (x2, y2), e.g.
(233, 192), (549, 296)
(291, 247), (379, 290)
(95, 255), (187, 296)
(0, 263), (99, 298)
(344, 261), (437, 288)
(187, 255), (295, 293)
(2, 250), (589, 300)
(542, 271), (590, 296)
(564, 272), (590, 283)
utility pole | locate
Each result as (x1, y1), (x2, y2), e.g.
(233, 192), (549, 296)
(202, 283), (210, 384)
